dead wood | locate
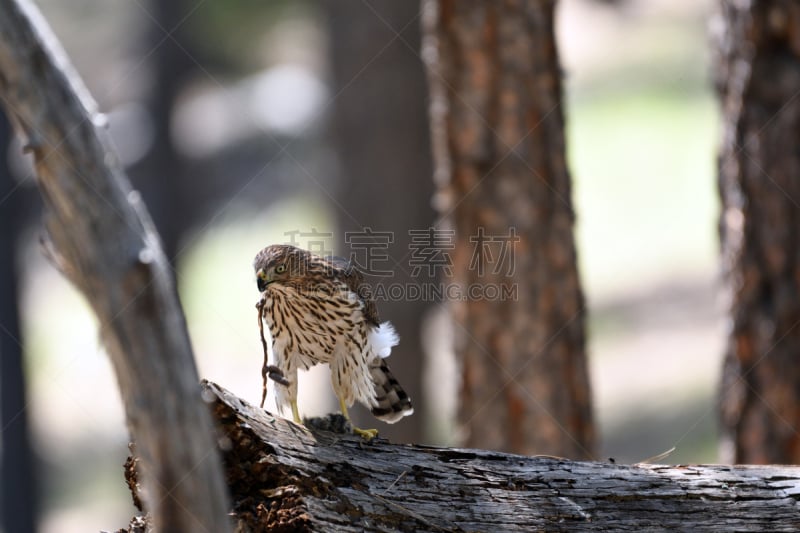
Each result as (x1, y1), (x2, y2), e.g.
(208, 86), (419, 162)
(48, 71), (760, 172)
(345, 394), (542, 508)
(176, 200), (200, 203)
(0, 0), (230, 530)
(125, 381), (800, 532)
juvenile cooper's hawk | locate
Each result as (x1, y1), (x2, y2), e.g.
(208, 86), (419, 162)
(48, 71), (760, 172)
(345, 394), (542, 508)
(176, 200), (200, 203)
(254, 244), (413, 439)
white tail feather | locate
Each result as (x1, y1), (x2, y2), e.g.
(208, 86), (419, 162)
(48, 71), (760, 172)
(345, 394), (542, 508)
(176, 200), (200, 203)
(368, 322), (399, 358)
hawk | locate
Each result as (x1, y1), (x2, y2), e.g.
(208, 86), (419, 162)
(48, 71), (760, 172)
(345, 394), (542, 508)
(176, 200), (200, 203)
(254, 244), (413, 439)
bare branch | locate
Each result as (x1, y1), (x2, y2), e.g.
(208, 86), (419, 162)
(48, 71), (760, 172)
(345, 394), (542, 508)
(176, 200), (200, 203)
(0, 0), (231, 530)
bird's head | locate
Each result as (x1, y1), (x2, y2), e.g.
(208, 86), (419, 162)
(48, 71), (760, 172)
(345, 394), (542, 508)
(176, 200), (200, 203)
(253, 244), (311, 292)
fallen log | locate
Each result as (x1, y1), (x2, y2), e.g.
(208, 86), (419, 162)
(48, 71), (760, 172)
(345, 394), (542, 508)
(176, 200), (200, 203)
(123, 381), (800, 532)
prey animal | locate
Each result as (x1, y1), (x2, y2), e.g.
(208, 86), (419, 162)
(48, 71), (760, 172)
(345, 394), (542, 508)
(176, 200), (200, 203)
(254, 244), (413, 439)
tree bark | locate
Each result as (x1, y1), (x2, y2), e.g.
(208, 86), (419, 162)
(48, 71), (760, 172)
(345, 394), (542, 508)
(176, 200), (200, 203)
(715, 1), (800, 463)
(422, 0), (594, 457)
(0, 0), (231, 530)
(326, 0), (435, 443)
(127, 380), (800, 532)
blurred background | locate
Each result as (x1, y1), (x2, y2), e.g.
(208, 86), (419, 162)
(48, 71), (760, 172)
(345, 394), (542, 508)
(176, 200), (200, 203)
(0, 0), (721, 530)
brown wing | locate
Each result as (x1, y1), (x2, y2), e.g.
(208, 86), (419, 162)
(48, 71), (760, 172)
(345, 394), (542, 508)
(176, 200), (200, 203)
(323, 255), (380, 326)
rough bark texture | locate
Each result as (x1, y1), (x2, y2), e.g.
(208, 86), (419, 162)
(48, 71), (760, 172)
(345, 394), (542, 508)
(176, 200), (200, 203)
(326, 0), (435, 443)
(126, 380), (800, 532)
(715, 1), (800, 464)
(422, 0), (594, 457)
(0, 0), (231, 530)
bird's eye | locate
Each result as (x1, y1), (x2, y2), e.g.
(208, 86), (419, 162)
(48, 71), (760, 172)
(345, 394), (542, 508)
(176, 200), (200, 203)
(275, 264), (287, 274)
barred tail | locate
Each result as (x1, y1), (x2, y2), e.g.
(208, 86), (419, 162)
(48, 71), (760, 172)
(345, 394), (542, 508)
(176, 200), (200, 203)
(369, 359), (414, 423)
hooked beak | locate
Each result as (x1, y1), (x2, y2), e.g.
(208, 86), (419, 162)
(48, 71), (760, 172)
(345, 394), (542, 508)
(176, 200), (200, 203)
(256, 269), (270, 292)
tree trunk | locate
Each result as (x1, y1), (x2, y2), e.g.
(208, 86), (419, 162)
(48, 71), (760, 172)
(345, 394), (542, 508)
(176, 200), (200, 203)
(0, 1), (231, 529)
(422, 0), (594, 457)
(0, 111), (38, 533)
(715, 1), (800, 463)
(125, 380), (800, 532)
(126, 0), (195, 263)
(326, 0), (435, 443)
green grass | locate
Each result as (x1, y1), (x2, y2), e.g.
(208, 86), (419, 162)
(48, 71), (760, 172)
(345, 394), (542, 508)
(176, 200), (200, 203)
(567, 87), (720, 299)
(566, 77), (724, 463)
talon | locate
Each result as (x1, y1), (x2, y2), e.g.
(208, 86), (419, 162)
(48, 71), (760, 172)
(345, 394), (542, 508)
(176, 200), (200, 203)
(266, 365), (290, 386)
(353, 427), (379, 441)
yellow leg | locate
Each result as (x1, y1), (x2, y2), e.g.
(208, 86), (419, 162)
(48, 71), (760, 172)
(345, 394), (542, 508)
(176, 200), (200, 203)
(291, 400), (302, 424)
(338, 396), (378, 440)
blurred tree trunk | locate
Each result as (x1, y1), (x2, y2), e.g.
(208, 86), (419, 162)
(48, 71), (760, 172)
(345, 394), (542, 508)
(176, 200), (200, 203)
(0, 0), (233, 526)
(128, 0), (195, 263)
(422, 0), (595, 458)
(0, 113), (38, 533)
(326, 1), (435, 443)
(715, 2), (800, 463)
